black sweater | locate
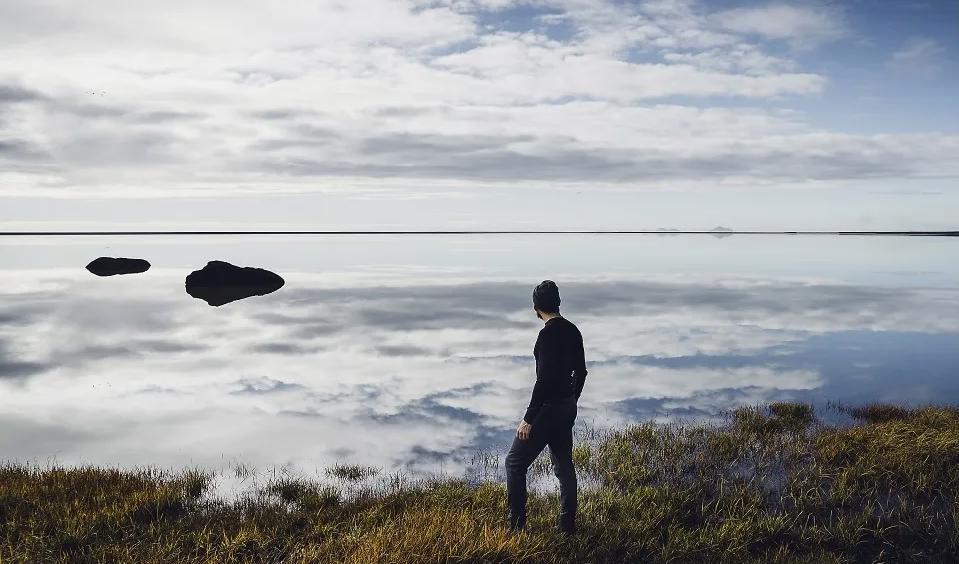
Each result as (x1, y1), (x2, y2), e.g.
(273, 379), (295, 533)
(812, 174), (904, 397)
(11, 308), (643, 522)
(524, 316), (588, 425)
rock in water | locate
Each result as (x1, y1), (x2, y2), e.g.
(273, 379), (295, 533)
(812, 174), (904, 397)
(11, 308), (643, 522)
(709, 226), (735, 239)
(185, 260), (285, 306)
(86, 257), (151, 276)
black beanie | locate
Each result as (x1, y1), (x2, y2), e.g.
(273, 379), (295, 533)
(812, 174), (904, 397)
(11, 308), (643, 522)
(533, 280), (561, 313)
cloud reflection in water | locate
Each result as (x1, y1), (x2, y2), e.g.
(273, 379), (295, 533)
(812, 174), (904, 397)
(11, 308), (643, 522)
(0, 245), (958, 480)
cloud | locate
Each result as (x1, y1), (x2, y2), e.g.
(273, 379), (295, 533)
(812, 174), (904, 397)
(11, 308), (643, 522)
(0, 0), (476, 53)
(0, 0), (879, 199)
(250, 342), (325, 355)
(125, 110), (207, 124)
(429, 30), (824, 101)
(231, 376), (305, 394)
(712, 2), (847, 48)
(0, 83), (46, 103)
(250, 125), (339, 152)
(0, 355), (51, 381)
(30, 339), (209, 369)
(662, 44), (795, 75)
(0, 139), (49, 161)
(888, 37), (947, 78)
(602, 329), (959, 422)
(0, 0), (955, 217)
(0, 332), (209, 381)
(373, 344), (434, 357)
(255, 127), (958, 183)
(3, 75), (955, 197)
(0, 414), (101, 458)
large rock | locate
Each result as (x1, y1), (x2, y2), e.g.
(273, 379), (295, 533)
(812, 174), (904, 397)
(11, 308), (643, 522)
(86, 257), (151, 276)
(185, 260), (285, 306)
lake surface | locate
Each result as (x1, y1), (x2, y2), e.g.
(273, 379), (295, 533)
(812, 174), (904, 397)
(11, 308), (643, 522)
(1, 234), (957, 488)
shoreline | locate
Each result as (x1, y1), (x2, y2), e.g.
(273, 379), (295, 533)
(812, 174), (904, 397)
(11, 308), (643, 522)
(0, 230), (957, 236)
(3, 401), (957, 562)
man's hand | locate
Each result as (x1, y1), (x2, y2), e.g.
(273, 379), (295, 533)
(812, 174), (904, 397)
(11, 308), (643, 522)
(516, 420), (532, 440)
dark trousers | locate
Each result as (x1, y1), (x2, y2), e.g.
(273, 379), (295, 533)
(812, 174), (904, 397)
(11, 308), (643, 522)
(505, 396), (577, 533)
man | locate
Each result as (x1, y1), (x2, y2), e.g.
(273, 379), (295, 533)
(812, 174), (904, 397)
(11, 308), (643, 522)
(505, 279), (588, 536)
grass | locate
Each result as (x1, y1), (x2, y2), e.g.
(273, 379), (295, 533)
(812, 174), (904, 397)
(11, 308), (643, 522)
(2, 401), (959, 563)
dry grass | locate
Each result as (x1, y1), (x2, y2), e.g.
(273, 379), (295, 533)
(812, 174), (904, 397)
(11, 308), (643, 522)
(2, 402), (958, 563)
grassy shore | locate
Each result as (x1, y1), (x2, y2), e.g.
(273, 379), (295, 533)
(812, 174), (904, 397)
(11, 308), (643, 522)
(2, 402), (958, 563)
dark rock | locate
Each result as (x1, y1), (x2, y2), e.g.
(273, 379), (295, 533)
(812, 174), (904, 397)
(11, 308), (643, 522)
(86, 257), (151, 276)
(185, 260), (285, 306)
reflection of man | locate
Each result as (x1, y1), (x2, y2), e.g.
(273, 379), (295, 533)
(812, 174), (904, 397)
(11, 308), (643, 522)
(505, 279), (588, 536)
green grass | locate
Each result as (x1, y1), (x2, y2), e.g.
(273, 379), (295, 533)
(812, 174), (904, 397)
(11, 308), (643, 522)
(2, 402), (959, 563)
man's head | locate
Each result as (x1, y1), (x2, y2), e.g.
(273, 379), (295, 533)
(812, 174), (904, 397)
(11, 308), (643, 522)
(532, 279), (561, 320)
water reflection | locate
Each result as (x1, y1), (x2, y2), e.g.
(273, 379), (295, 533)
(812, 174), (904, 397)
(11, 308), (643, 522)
(0, 235), (957, 483)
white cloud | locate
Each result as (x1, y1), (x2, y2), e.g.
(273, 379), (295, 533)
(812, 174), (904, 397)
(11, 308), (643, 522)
(0, 0), (476, 53)
(713, 2), (847, 48)
(0, 0), (955, 207)
(662, 44), (795, 75)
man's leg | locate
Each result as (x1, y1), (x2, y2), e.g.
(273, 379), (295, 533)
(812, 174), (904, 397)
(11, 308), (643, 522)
(548, 405), (577, 535)
(505, 426), (548, 530)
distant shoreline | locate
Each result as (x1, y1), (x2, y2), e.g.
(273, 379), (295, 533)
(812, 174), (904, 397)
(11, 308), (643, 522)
(1, 230), (957, 236)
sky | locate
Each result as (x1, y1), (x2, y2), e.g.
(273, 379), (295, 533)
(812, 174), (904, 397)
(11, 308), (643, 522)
(0, 0), (956, 231)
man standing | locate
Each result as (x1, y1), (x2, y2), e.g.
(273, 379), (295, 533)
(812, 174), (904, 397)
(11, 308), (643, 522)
(505, 279), (588, 536)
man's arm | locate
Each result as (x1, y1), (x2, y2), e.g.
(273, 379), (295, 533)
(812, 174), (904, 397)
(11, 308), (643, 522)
(573, 328), (587, 400)
(523, 328), (557, 426)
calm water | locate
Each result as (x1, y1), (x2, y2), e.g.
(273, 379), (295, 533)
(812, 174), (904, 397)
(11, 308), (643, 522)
(1, 234), (957, 486)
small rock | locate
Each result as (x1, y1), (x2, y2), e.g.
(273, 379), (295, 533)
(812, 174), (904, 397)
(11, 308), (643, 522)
(86, 257), (151, 276)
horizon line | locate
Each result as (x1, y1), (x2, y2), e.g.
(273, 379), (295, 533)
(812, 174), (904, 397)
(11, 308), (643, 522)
(0, 230), (957, 236)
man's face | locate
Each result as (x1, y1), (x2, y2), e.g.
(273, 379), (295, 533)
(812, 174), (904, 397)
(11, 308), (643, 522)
(534, 307), (542, 320)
